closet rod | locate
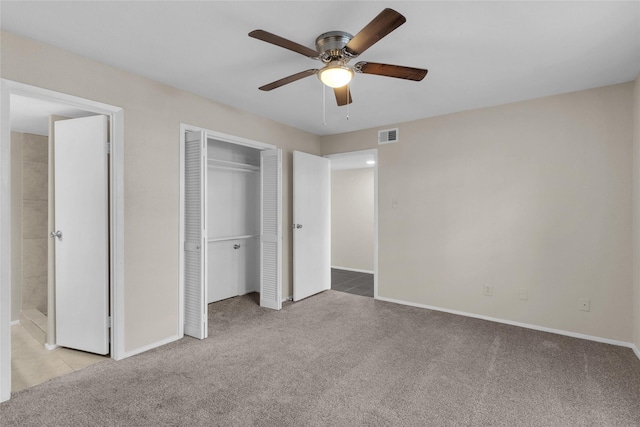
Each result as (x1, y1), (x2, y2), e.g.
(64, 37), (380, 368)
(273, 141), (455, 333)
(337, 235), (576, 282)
(207, 165), (258, 173)
(207, 234), (258, 243)
(207, 158), (259, 171)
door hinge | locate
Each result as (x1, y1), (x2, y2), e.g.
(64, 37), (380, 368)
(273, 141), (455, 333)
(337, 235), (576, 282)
(106, 142), (111, 154)
(107, 316), (112, 328)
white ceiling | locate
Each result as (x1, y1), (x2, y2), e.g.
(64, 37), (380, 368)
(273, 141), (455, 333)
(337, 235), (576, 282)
(2, 1), (638, 136)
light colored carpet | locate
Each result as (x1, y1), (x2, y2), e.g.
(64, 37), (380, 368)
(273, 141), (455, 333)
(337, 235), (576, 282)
(1, 290), (639, 426)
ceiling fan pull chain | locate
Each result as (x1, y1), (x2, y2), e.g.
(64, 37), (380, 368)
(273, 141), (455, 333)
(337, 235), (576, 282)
(322, 84), (327, 126)
(346, 83), (350, 120)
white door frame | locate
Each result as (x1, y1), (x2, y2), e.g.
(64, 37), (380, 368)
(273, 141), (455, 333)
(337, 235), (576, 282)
(324, 149), (379, 298)
(0, 80), (126, 402)
(178, 123), (276, 336)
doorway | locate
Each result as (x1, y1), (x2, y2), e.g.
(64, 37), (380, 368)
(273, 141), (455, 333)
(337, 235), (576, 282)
(10, 100), (108, 393)
(325, 150), (378, 298)
(0, 80), (125, 402)
(289, 149), (378, 302)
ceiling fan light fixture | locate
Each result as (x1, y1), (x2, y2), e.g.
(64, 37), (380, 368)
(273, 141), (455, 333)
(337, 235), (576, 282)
(318, 62), (354, 88)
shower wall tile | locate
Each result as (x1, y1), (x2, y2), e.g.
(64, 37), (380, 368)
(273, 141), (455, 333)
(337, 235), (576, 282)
(23, 238), (47, 278)
(19, 133), (49, 314)
(22, 275), (48, 313)
(22, 161), (48, 201)
(22, 133), (48, 163)
(23, 200), (48, 239)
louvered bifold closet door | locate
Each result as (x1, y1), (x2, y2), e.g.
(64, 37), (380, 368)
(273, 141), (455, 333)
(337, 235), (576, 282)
(184, 131), (208, 339)
(260, 149), (283, 310)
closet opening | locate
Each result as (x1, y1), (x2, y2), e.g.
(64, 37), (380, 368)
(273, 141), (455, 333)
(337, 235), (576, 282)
(206, 139), (261, 304)
(180, 125), (282, 340)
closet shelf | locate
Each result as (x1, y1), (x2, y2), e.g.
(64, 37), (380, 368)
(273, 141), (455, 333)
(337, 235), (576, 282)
(207, 158), (259, 172)
(207, 234), (258, 243)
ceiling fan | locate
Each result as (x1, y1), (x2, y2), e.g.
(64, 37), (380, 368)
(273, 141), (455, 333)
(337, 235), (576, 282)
(248, 8), (428, 106)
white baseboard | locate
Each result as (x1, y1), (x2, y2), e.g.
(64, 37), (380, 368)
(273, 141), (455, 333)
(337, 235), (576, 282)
(44, 343), (58, 351)
(120, 333), (182, 360)
(633, 344), (640, 361)
(375, 295), (636, 351)
(10, 320), (19, 326)
(332, 266), (374, 274)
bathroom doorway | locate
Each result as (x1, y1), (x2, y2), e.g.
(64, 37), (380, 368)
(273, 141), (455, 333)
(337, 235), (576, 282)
(9, 97), (109, 392)
(0, 80), (125, 402)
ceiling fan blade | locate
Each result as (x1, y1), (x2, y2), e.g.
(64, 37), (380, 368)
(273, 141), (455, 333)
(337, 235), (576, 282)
(249, 30), (320, 59)
(344, 8), (406, 57)
(355, 62), (428, 81)
(334, 85), (353, 106)
(259, 69), (318, 91)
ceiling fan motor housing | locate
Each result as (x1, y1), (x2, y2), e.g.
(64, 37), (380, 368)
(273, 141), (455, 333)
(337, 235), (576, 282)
(315, 31), (354, 62)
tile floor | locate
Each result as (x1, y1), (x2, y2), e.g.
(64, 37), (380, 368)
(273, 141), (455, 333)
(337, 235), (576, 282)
(331, 268), (374, 297)
(11, 321), (107, 393)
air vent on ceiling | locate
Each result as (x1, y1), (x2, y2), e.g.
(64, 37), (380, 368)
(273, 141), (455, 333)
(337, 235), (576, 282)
(378, 128), (399, 145)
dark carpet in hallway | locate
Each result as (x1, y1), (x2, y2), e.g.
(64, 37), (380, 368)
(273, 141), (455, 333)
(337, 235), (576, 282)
(331, 268), (373, 297)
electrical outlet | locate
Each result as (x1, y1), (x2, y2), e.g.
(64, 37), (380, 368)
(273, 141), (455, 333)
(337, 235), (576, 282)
(519, 288), (528, 300)
(483, 285), (493, 296)
(579, 298), (590, 312)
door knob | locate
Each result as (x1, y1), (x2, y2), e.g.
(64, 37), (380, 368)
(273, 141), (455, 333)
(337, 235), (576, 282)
(233, 244), (241, 249)
(50, 230), (62, 239)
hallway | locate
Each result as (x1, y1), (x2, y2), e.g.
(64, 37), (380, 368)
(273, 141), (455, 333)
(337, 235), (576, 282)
(330, 268), (373, 297)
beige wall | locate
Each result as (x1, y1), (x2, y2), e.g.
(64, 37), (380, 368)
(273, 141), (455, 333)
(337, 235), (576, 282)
(10, 133), (22, 322)
(634, 75), (640, 351)
(322, 83), (634, 343)
(331, 168), (374, 272)
(1, 32), (321, 353)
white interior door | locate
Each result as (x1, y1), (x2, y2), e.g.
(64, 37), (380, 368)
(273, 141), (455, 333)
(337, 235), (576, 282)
(260, 149), (282, 310)
(293, 151), (331, 301)
(54, 115), (109, 355)
(183, 130), (208, 339)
